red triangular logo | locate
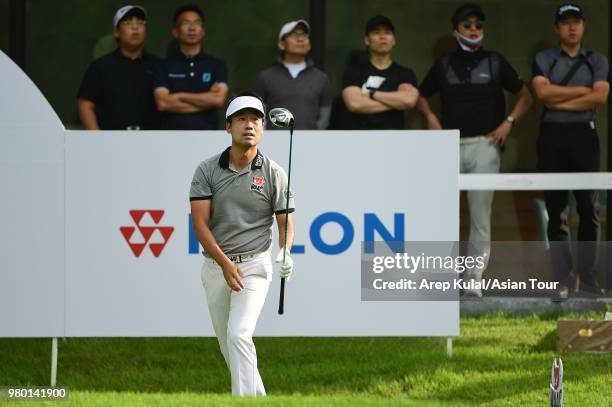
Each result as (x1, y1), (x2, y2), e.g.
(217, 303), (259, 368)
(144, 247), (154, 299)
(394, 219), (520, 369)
(122, 210), (174, 258)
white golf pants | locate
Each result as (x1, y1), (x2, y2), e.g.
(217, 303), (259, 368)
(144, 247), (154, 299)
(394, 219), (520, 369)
(201, 252), (272, 396)
(460, 136), (500, 279)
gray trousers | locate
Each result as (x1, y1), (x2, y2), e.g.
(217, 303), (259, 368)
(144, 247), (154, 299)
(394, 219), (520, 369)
(460, 137), (500, 280)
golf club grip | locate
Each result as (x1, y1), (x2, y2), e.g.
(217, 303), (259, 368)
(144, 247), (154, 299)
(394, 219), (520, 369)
(278, 277), (285, 314)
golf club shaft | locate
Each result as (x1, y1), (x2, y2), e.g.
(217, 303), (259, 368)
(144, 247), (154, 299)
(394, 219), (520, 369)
(278, 125), (294, 315)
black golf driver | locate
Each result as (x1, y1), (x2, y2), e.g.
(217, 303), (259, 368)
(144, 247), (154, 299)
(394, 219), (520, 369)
(268, 107), (294, 315)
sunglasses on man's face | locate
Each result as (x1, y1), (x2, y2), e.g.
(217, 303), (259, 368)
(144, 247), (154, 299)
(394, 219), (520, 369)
(462, 20), (484, 30)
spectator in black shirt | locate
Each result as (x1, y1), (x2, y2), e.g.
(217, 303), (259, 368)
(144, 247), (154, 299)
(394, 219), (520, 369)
(77, 5), (161, 130)
(341, 15), (419, 129)
(417, 3), (532, 297)
(153, 4), (228, 130)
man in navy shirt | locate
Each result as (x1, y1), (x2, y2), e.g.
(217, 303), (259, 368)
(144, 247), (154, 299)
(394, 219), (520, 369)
(154, 4), (228, 130)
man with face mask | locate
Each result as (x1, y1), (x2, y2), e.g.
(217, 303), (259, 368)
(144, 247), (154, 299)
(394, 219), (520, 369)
(417, 3), (532, 297)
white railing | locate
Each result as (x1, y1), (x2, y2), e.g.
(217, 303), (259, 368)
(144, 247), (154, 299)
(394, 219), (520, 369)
(460, 173), (612, 191)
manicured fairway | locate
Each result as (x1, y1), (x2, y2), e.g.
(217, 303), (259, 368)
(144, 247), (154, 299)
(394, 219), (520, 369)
(1, 312), (610, 406)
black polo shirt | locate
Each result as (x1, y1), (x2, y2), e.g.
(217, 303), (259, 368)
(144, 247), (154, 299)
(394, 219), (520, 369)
(342, 61), (417, 129)
(77, 48), (161, 130)
(154, 51), (228, 130)
(420, 49), (524, 137)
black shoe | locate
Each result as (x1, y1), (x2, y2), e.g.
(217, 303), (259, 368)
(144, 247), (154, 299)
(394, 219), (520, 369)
(576, 278), (605, 297)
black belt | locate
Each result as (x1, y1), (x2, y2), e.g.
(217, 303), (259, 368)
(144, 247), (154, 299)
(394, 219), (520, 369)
(228, 254), (253, 263)
(203, 252), (258, 263)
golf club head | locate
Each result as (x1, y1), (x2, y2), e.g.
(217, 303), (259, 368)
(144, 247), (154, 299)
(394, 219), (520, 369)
(269, 108), (294, 129)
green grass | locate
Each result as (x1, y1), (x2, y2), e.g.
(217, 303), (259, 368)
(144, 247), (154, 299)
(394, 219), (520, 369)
(1, 313), (610, 406)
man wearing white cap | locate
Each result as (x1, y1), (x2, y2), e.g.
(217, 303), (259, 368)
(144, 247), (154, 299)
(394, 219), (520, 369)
(190, 92), (295, 396)
(253, 20), (331, 129)
(77, 5), (161, 130)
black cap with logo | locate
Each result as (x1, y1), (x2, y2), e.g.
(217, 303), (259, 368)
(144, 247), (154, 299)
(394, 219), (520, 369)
(555, 4), (584, 23)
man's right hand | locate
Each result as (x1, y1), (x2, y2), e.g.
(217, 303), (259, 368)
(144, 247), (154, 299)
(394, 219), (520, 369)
(221, 262), (245, 292)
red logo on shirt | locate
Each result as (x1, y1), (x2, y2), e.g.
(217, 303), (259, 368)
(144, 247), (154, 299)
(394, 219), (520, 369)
(251, 175), (266, 192)
(253, 176), (265, 186)
(120, 210), (174, 257)
(251, 175), (266, 193)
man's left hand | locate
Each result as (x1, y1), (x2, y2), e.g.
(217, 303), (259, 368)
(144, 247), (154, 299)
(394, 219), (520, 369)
(489, 121), (512, 147)
(275, 249), (294, 280)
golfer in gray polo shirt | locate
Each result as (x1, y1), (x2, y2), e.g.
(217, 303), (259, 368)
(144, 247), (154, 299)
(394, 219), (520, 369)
(190, 92), (295, 396)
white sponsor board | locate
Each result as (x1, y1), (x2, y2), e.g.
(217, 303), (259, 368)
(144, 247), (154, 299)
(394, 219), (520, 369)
(65, 130), (459, 336)
(0, 51), (65, 337)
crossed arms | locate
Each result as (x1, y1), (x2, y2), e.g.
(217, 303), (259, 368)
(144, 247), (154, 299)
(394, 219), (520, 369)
(154, 82), (228, 113)
(342, 83), (419, 114)
(531, 76), (609, 111)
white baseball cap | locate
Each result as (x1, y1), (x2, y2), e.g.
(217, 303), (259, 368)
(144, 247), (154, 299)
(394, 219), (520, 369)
(225, 96), (265, 119)
(278, 19), (310, 40)
(113, 5), (146, 28)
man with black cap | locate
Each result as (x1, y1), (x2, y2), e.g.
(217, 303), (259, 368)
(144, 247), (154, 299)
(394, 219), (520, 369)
(77, 5), (161, 130)
(532, 4), (609, 298)
(417, 3), (532, 297)
(154, 4), (228, 130)
(190, 92), (295, 395)
(341, 15), (419, 129)
(253, 19), (332, 130)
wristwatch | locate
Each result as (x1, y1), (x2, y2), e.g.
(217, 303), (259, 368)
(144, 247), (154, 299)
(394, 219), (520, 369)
(505, 115), (515, 125)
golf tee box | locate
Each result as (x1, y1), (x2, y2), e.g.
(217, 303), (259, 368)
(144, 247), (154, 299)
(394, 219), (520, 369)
(557, 320), (612, 353)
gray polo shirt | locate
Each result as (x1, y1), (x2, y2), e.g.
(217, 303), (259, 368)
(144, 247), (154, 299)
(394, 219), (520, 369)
(532, 46), (609, 123)
(253, 58), (332, 130)
(190, 147), (295, 256)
